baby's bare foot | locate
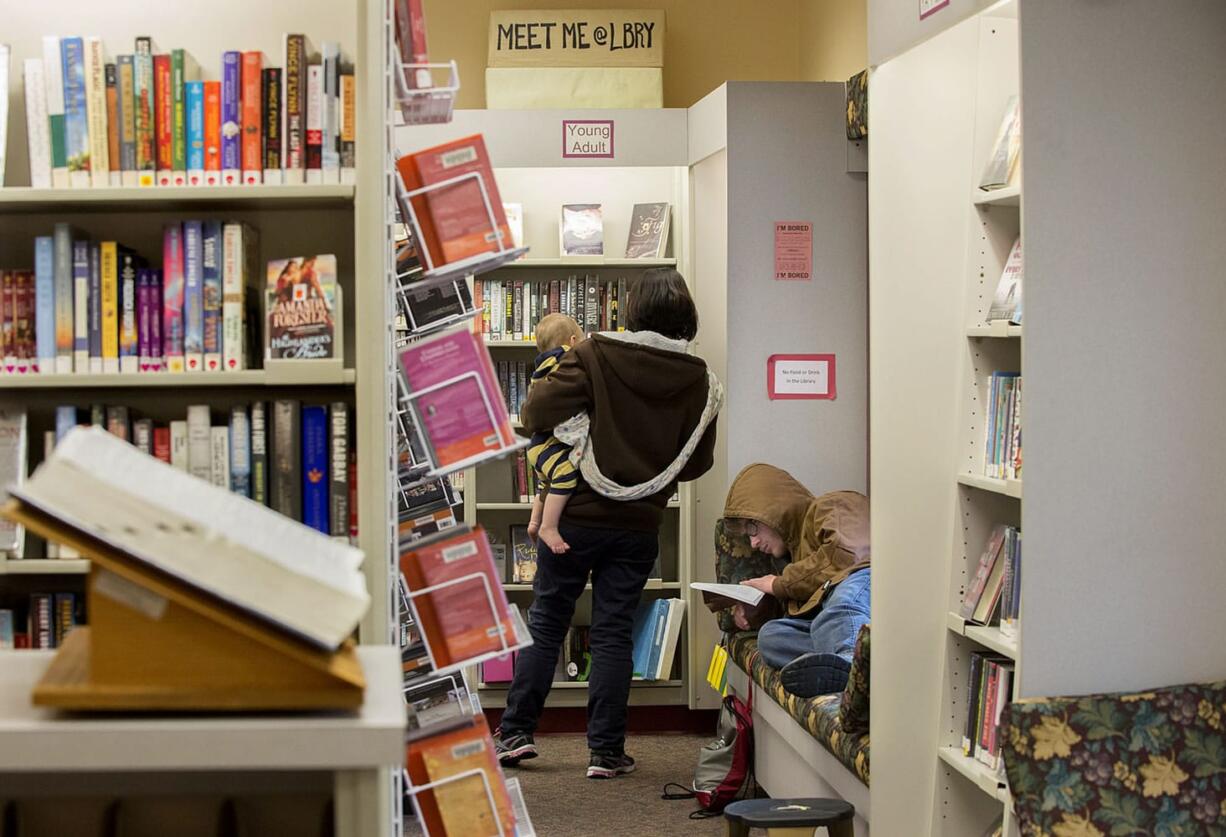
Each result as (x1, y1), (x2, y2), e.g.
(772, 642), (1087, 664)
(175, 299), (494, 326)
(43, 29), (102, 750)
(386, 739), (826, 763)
(539, 525), (570, 554)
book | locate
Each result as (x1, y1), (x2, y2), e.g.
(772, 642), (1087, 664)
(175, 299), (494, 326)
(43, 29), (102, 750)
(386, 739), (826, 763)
(152, 426), (170, 462)
(272, 399), (302, 520)
(654, 598), (687, 680)
(481, 652), (515, 684)
(23, 58), (52, 188)
(201, 221), (223, 371)
(960, 525), (1008, 620)
(182, 221), (204, 371)
(250, 401), (268, 505)
(510, 524), (536, 584)
(99, 242), (120, 373)
(116, 55), (137, 186)
(118, 250), (141, 373)
(502, 203), (524, 251)
(305, 63), (323, 183)
(203, 80), (221, 185)
(222, 222), (258, 371)
(162, 224), (185, 372)
(10, 425), (369, 650)
(137, 268), (152, 369)
(986, 238), (1023, 324)
(399, 279), (474, 334)
(0, 409), (27, 557)
(625, 202), (671, 259)
(690, 582), (766, 608)
(283, 34), (309, 184)
(329, 403), (349, 540)
(149, 268), (163, 370)
(220, 51), (241, 185)
(34, 237), (54, 372)
(979, 95), (1021, 192)
(630, 599), (664, 680)
(404, 674), (469, 733)
(185, 80), (204, 185)
(397, 325), (515, 469)
(133, 36), (156, 186)
(61, 37), (90, 187)
(407, 716), (516, 837)
(320, 43), (341, 184)
(186, 404), (212, 481)
(561, 204), (603, 257)
(209, 425), (230, 489)
(42, 37), (69, 187)
(241, 52), (264, 185)
(87, 243), (102, 373)
(71, 239), (89, 371)
(394, 0), (433, 90)
(301, 405), (329, 534)
(84, 37), (111, 188)
(133, 418), (153, 454)
(262, 67), (283, 183)
(266, 254), (339, 360)
(399, 524), (518, 670)
(230, 405), (251, 498)
(13, 271), (33, 374)
(339, 71), (355, 183)
(153, 51), (172, 185)
(170, 49), (198, 186)
(169, 419), (188, 470)
(396, 135), (512, 268)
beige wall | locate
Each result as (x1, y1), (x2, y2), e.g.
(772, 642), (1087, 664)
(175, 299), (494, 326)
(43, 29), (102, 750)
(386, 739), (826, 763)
(424, 0), (807, 108)
(799, 0), (868, 81)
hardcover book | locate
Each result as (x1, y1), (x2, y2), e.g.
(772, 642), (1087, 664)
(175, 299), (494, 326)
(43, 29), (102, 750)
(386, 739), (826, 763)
(561, 204), (604, 257)
(118, 249), (141, 373)
(394, 0), (433, 90)
(223, 222), (259, 371)
(282, 34), (310, 184)
(329, 402), (349, 539)
(960, 524), (1009, 622)
(262, 67), (283, 182)
(98, 242), (121, 373)
(87, 244), (102, 373)
(250, 400), (268, 505)
(241, 51), (264, 184)
(305, 64), (323, 182)
(339, 71), (355, 183)
(162, 224), (185, 372)
(169, 49), (199, 186)
(320, 43), (341, 183)
(301, 405), (329, 534)
(201, 221), (223, 370)
(182, 220), (204, 371)
(271, 399), (302, 521)
(624, 202), (670, 259)
(265, 254), (338, 360)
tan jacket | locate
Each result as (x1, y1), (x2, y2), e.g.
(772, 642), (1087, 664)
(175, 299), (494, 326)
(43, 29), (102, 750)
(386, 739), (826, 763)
(723, 463), (870, 616)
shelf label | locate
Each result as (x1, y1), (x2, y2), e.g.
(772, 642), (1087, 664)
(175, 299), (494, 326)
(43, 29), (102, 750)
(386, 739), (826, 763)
(919, 0), (951, 20)
(563, 120), (615, 159)
(768, 354), (836, 400)
(489, 10), (665, 68)
(774, 221), (813, 280)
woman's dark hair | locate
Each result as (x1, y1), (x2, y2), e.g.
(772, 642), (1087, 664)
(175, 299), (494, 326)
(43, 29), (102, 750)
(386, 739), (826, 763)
(624, 268), (699, 341)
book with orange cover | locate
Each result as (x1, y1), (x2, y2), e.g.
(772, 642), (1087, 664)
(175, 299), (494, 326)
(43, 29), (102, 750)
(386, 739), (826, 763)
(153, 54), (173, 186)
(406, 715), (515, 837)
(399, 524), (517, 670)
(395, 135), (512, 269)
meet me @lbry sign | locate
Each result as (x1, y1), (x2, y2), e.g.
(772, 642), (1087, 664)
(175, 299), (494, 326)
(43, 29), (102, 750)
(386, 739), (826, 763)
(488, 10), (665, 68)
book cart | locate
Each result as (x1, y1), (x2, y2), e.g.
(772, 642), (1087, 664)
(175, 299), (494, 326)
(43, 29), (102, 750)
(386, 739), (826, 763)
(387, 13), (539, 836)
(396, 108), (697, 711)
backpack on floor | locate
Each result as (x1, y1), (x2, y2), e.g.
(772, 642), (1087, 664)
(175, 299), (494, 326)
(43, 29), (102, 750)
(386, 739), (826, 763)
(663, 690), (754, 817)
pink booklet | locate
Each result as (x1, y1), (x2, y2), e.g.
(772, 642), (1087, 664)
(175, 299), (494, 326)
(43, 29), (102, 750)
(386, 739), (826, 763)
(482, 652), (516, 683)
(398, 325), (514, 468)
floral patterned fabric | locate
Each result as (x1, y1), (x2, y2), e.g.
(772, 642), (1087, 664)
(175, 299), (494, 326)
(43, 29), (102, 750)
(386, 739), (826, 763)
(839, 624), (871, 735)
(1001, 680), (1226, 837)
(714, 519), (791, 633)
(728, 631), (871, 785)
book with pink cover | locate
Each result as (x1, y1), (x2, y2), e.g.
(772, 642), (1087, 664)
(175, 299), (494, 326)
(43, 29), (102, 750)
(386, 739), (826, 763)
(398, 324), (514, 469)
(481, 652), (515, 683)
(161, 224), (185, 372)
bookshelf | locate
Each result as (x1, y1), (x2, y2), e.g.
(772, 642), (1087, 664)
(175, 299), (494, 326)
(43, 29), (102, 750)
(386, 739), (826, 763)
(0, 1), (397, 835)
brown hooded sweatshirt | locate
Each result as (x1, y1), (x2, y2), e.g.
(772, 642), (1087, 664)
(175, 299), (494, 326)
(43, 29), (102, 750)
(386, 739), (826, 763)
(723, 463), (870, 616)
(520, 332), (718, 532)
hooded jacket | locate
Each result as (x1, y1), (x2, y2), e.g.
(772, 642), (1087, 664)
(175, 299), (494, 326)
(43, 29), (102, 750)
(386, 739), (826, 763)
(520, 331), (718, 532)
(723, 463), (870, 616)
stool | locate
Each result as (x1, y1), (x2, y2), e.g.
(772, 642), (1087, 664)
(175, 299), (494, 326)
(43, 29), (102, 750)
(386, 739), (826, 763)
(723, 798), (855, 837)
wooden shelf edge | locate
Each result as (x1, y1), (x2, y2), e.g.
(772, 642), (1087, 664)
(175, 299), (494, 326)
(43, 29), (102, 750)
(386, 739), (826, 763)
(0, 369), (357, 389)
(956, 473), (1023, 499)
(966, 322), (1022, 338)
(0, 184), (355, 212)
(972, 184), (1021, 207)
(0, 558), (91, 575)
(937, 746), (1008, 800)
(947, 612), (1019, 660)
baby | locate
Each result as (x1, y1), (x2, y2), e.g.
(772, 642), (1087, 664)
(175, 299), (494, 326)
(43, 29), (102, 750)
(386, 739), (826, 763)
(526, 313), (586, 553)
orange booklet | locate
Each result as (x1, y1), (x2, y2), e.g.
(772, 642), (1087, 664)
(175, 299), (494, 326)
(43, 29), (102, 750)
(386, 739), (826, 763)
(406, 715), (515, 837)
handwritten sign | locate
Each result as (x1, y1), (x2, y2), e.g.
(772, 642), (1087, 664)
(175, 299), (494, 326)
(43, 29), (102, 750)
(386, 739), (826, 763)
(919, 0), (951, 20)
(767, 354), (836, 400)
(774, 221), (813, 280)
(563, 120), (614, 159)
(489, 10), (665, 68)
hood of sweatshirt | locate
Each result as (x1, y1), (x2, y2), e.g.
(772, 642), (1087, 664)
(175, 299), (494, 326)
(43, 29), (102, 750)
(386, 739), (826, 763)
(588, 331), (710, 400)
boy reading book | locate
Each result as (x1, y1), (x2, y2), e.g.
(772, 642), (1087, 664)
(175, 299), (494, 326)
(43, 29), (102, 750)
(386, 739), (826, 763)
(526, 313), (586, 554)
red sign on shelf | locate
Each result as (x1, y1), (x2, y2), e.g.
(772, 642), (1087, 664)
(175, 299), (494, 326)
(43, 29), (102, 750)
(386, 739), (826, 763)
(767, 354), (836, 401)
(773, 221), (813, 280)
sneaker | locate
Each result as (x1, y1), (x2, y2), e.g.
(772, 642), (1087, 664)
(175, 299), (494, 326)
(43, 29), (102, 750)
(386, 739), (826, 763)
(779, 652), (852, 698)
(495, 730), (538, 766)
(586, 751), (636, 779)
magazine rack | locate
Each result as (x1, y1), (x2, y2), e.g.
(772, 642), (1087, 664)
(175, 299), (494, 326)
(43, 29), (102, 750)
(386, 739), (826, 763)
(395, 369), (528, 478)
(402, 766), (511, 837)
(392, 170), (529, 290)
(394, 60), (460, 126)
(401, 570), (532, 678)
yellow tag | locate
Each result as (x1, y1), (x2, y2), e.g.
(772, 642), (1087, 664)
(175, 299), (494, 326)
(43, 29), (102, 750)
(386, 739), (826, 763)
(707, 644), (731, 694)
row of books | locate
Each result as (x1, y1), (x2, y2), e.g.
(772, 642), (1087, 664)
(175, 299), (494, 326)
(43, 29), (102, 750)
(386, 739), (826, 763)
(476, 275), (630, 342)
(959, 524), (1022, 629)
(497, 360), (531, 421)
(984, 372), (1022, 479)
(631, 598), (686, 681)
(19, 34), (355, 189)
(0, 221), (259, 375)
(0, 592), (82, 650)
(490, 524), (537, 585)
(510, 450), (540, 505)
(962, 652), (1015, 772)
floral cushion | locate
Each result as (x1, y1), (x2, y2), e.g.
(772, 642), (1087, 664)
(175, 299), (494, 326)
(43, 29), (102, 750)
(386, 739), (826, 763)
(714, 519), (791, 633)
(839, 624), (871, 735)
(1001, 680), (1226, 836)
(728, 631), (870, 785)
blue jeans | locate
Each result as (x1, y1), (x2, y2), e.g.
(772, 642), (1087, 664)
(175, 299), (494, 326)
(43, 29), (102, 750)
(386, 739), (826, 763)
(756, 568), (871, 669)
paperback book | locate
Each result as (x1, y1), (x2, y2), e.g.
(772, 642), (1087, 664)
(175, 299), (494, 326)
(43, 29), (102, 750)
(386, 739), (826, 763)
(266, 254), (339, 360)
(986, 237), (1022, 324)
(560, 204), (604, 257)
(624, 202), (670, 259)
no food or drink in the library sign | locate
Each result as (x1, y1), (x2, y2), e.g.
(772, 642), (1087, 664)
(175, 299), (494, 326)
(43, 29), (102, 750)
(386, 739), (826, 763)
(774, 221), (813, 280)
(767, 354), (836, 401)
(563, 120), (614, 159)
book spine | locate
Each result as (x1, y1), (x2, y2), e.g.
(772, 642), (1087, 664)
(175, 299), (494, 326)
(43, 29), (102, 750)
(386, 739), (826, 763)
(230, 405), (251, 496)
(105, 62), (120, 186)
(34, 237), (54, 372)
(203, 81), (221, 185)
(262, 68), (282, 182)
(209, 425), (230, 488)
(182, 220), (203, 371)
(339, 72), (355, 183)
(963, 653), (981, 755)
(133, 37), (155, 186)
(169, 419), (188, 469)
(302, 405), (329, 533)
(283, 34), (306, 183)
(149, 269), (163, 370)
(305, 64), (322, 183)
(87, 244), (102, 372)
(162, 225), (184, 372)
(132, 418), (152, 454)
(42, 37), (69, 187)
(24, 59), (52, 188)
(221, 223), (245, 371)
(71, 240), (89, 371)
(185, 81), (204, 185)
(170, 49), (192, 185)
(105, 405), (130, 441)
(153, 425), (171, 463)
(272, 399), (302, 520)
(84, 38), (110, 188)
(1, 273), (13, 372)
(53, 225), (73, 372)
(201, 221), (223, 371)
(136, 269), (150, 370)
(221, 52), (241, 185)
(99, 242), (119, 373)
(347, 449), (357, 539)
(116, 55), (137, 185)
(250, 400), (268, 505)
(186, 404), (212, 481)
(153, 53), (172, 185)
(329, 402), (349, 538)
(241, 52), (263, 184)
(320, 44), (340, 184)
(61, 38), (90, 187)
(15, 273), (33, 373)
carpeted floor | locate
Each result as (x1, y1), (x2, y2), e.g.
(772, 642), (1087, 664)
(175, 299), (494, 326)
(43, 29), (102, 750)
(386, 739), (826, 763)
(407, 733), (728, 836)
